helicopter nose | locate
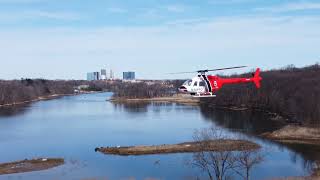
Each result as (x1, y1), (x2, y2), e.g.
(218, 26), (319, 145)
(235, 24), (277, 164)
(178, 86), (188, 93)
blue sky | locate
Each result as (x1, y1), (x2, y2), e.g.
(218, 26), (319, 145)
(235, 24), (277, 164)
(0, 0), (320, 79)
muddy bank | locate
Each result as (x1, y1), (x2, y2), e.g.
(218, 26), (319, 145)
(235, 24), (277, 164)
(0, 158), (64, 175)
(0, 94), (74, 107)
(262, 125), (320, 145)
(0, 91), (102, 108)
(95, 139), (260, 156)
(109, 94), (200, 105)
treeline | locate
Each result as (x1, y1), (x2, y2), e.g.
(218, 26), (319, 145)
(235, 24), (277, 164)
(0, 79), (79, 105)
(201, 64), (320, 126)
(111, 80), (183, 99)
(0, 79), (115, 105)
(0, 78), (183, 106)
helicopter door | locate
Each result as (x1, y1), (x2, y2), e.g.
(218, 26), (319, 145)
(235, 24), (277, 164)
(192, 80), (206, 93)
(199, 80), (208, 92)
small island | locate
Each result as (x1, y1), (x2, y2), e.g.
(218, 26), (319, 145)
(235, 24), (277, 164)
(95, 140), (260, 156)
(0, 158), (64, 175)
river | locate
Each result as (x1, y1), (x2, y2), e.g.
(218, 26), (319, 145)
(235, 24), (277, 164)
(0, 92), (317, 180)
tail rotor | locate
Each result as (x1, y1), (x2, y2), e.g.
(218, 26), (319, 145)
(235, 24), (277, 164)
(253, 68), (262, 88)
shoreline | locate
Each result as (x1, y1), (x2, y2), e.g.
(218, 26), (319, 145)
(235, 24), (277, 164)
(261, 125), (320, 146)
(0, 91), (102, 108)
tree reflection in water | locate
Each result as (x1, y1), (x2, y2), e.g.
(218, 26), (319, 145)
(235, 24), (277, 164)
(112, 102), (150, 113)
(190, 128), (264, 180)
(0, 105), (29, 117)
(198, 105), (320, 177)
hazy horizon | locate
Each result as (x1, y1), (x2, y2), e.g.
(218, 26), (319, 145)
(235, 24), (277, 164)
(1, 0), (320, 80)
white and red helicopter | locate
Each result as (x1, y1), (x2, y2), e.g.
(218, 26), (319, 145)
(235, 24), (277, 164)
(176, 66), (262, 97)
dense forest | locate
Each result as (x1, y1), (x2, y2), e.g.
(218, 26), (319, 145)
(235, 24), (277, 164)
(202, 64), (320, 126)
(0, 79), (79, 105)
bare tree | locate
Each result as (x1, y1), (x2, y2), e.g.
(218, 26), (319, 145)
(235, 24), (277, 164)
(231, 150), (264, 180)
(192, 128), (236, 180)
(191, 128), (264, 180)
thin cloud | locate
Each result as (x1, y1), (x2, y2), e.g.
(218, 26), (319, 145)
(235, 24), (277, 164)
(165, 5), (187, 13)
(107, 7), (128, 14)
(0, 0), (44, 3)
(0, 11), (81, 21)
(256, 2), (320, 13)
(208, 0), (255, 5)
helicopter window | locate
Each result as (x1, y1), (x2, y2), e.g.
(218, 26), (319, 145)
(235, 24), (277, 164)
(183, 80), (192, 86)
(193, 81), (198, 87)
(199, 81), (206, 87)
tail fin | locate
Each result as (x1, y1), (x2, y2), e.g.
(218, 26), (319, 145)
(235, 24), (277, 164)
(253, 68), (262, 88)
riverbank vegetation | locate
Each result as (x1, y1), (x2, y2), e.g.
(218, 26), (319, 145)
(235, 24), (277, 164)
(0, 79), (183, 106)
(0, 79), (76, 106)
(202, 64), (320, 127)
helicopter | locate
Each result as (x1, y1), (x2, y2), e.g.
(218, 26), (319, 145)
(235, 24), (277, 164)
(176, 66), (262, 97)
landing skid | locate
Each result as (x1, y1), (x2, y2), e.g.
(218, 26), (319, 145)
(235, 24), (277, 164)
(193, 94), (216, 98)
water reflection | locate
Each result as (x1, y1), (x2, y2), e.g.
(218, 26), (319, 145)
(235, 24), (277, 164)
(112, 102), (150, 113)
(0, 105), (29, 117)
(199, 105), (285, 134)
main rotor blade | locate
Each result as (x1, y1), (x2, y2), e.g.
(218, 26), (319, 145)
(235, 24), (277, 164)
(168, 66), (247, 75)
(167, 71), (198, 75)
(203, 66), (247, 72)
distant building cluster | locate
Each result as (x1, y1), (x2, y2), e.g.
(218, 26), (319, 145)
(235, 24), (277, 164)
(87, 72), (100, 81)
(123, 71), (135, 80)
(86, 68), (136, 81)
(87, 69), (115, 81)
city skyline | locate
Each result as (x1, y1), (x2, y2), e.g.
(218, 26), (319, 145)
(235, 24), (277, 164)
(0, 0), (320, 80)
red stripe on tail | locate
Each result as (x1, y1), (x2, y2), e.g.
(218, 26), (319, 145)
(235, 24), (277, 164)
(253, 68), (262, 88)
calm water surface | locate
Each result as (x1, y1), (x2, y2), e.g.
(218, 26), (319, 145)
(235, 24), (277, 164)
(0, 92), (315, 180)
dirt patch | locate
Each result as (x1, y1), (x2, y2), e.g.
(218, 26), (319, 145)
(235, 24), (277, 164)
(95, 139), (260, 156)
(0, 158), (64, 175)
(262, 125), (320, 145)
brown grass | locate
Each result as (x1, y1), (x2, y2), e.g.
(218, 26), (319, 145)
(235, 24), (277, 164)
(262, 125), (320, 145)
(95, 139), (260, 156)
(0, 158), (64, 175)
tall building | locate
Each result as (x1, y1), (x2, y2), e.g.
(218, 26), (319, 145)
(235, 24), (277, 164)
(101, 69), (107, 80)
(123, 71), (135, 80)
(110, 69), (114, 80)
(87, 72), (100, 81)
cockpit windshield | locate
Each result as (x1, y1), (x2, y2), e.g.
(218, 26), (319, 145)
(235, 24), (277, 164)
(183, 80), (192, 86)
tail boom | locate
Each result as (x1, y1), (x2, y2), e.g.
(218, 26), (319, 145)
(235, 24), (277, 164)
(207, 68), (262, 92)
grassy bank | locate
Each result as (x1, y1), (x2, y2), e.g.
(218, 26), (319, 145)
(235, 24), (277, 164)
(262, 125), (320, 145)
(95, 139), (260, 156)
(109, 94), (199, 105)
(0, 158), (64, 175)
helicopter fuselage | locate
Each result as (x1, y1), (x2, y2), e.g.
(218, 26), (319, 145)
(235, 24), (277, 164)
(178, 68), (262, 97)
